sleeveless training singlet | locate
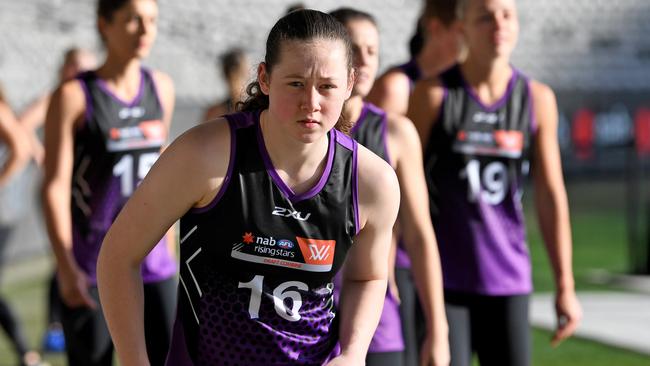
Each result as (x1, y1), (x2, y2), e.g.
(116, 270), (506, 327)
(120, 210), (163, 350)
(349, 102), (404, 354)
(73, 69), (176, 284)
(424, 64), (536, 295)
(396, 59), (422, 92)
(167, 111), (359, 365)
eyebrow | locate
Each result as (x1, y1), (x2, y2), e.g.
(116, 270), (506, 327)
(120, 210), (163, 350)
(283, 74), (342, 82)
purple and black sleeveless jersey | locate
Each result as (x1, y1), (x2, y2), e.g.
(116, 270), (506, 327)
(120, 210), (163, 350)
(424, 64), (536, 295)
(72, 69), (176, 284)
(395, 58), (423, 92)
(349, 102), (404, 353)
(166, 111), (359, 365)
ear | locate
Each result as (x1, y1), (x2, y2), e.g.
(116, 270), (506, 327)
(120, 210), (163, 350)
(97, 17), (108, 42)
(257, 62), (270, 95)
(345, 68), (356, 100)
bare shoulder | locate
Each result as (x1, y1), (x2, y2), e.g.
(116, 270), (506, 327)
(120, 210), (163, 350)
(528, 79), (558, 130)
(49, 78), (86, 125)
(367, 68), (411, 113)
(412, 76), (445, 102)
(172, 117), (230, 167)
(528, 79), (556, 106)
(386, 112), (419, 143)
(356, 143), (400, 221)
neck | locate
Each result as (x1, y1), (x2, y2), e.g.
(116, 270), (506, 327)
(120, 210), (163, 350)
(259, 110), (330, 192)
(96, 56), (142, 98)
(342, 95), (364, 129)
(228, 79), (245, 102)
(460, 55), (512, 104)
(416, 38), (456, 78)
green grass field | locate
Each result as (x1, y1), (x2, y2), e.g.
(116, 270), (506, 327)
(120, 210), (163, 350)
(0, 179), (649, 365)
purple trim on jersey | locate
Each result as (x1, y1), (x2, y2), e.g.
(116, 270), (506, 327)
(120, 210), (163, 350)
(189, 118), (238, 214)
(332, 130), (360, 235)
(350, 105), (370, 135)
(96, 68), (146, 107)
(143, 68), (165, 119)
(257, 122), (336, 204)
(76, 74), (94, 130)
(352, 138), (360, 235)
(395, 243), (411, 268)
(461, 67), (519, 112)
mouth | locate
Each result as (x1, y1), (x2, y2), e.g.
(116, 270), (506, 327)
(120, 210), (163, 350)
(298, 118), (320, 128)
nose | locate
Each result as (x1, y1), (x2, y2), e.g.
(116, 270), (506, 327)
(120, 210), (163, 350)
(138, 17), (155, 36)
(301, 86), (321, 112)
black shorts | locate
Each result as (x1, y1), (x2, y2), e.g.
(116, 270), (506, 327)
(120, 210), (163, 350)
(61, 276), (177, 366)
(445, 290), (530, 366)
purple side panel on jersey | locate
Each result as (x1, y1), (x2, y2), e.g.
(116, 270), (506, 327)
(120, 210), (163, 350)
(165, 313), (195, 366)
(257, 121), (336, 203)
(142, 237), (177, 283)
(435, 178), (531, 295)
(96, 69), (145, 107)
(189, 116), (241, 214)
(368, 289), (405, 353)
(394, 242), (411, 268)
(462, 67), (518, 112)
(76, 73), (94, 130)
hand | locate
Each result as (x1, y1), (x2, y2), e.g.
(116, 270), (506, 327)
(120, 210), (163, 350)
(57, 265), (97, 309)
(419, 332), (450, 366)
(551, 289), (581, 347)
(324, 353), (365, 366)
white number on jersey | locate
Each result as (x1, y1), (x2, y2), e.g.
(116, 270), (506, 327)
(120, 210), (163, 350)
(112, 152), (159, 196)
(459, 159), (508, 205)
(238, 275), (309, 322)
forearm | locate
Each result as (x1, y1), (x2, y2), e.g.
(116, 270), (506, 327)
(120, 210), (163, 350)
(42, 182), (78, 272)
(97, 247), (149, 366)
(338, 278), (387, 361)
(535, 186), (575, 292)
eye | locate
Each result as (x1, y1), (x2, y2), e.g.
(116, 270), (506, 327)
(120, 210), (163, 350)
(288, 81), (303, 87)
(320, 84), (337, 90)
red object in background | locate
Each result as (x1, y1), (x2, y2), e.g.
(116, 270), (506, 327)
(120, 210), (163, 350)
(572, 108), (595, 159)
(634, 108), (650, 156)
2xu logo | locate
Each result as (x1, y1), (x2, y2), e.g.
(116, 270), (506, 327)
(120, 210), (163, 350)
(272, 206), (311, 221)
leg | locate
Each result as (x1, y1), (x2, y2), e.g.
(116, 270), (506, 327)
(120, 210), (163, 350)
(395, 268), (418, 366)
(366, 351), (405, 366)
(143, 277), (177, 366)
(42, 273), (66, 352)
(60, 287), (113, 366)
(444, 290), (473, 366)
(0, 225), (31, 359)
(473, 294), (530, 366)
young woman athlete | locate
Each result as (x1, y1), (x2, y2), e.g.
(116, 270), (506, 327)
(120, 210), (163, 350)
(42, 1), (177, 364)
(408, 0), (582, 365)
(97, 9), (400, 366)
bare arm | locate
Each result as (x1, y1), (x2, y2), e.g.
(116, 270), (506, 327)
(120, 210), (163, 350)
(530, 81), (582, 346)
(41, 80), (97, 309)
(407, 77), (445, 150)
(366, 70), (412, 116)
(0, 103), (30, 185)
(328, 146), (400, 365)
(387, 114), (449, 366)
(97, 120), (231, 366)
(152, 70), (178, 257)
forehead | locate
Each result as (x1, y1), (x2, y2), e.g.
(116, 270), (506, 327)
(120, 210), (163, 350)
(273, 39), (349, 77)
(113, 0), (158, 17)
(467, 0), (517, 13)
(346, 19), (379, 46)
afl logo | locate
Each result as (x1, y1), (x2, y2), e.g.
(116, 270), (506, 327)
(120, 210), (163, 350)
(278, 240), (294, 249)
